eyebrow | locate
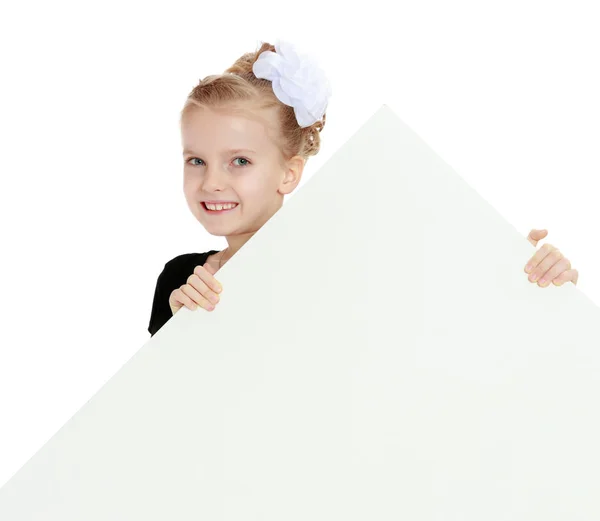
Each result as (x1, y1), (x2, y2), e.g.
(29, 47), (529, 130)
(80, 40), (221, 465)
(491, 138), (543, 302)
(182, 148), (257, 156)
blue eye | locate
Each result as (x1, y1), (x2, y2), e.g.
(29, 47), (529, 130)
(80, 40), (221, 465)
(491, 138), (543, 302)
(186, 157), (250, 167)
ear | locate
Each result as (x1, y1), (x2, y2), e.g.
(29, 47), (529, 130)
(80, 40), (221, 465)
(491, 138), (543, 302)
(278, 155), (305, 195)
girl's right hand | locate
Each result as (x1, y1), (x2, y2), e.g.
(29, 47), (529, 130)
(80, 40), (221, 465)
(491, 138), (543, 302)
(169, 262), (223, 315)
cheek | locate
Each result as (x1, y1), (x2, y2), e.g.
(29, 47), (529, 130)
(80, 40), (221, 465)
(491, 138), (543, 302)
(239, 175), (278, 200)
(183, 184), (196, 204)
(182, 174), (197, 191)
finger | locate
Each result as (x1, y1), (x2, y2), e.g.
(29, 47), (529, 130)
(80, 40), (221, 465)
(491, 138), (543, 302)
(180, 284), (215, 311)
(187, 273), (220, 304)
(169, 292), (184, 315)
(174, 286), (211, 311)
(527, 228), (548, 247)
(196, 264), (223, 293)
(553, 269), (579, 286)
(537, 257), (571, 287)
(525, 243), (557, 277)
(525, 242), (555, 274)
(529, 247), (563, 283)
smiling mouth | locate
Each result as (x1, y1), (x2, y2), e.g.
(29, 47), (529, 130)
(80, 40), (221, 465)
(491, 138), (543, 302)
(202, 202), (239, 213)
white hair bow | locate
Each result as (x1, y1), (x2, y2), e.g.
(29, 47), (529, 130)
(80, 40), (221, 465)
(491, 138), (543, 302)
(252, 39), (332, 128)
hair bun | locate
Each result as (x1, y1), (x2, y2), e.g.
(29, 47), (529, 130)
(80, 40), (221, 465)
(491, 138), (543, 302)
(225, 42), (276, 77)
(182, 40), (327, 161)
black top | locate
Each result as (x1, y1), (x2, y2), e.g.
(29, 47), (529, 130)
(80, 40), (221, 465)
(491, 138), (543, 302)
(148, 250), (220, 337)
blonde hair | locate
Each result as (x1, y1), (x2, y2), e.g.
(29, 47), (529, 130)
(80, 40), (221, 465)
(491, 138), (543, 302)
(180, 41), (326, 163)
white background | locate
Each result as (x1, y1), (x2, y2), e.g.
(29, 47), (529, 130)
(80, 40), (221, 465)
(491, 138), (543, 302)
(0, 0), (598, 489)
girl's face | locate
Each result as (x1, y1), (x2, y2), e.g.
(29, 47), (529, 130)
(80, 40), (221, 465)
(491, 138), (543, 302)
(181, 104), (304, 240)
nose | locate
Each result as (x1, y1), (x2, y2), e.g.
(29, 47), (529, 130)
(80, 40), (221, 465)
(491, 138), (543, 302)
(201, 164), (228, 192)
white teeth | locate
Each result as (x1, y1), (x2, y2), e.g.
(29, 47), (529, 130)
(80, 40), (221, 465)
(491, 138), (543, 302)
(205, 202), (237, 211)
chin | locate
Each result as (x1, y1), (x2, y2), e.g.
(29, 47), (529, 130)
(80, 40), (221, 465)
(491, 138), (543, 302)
(201, 221), (238, 236)
(204, 229), (229, 237)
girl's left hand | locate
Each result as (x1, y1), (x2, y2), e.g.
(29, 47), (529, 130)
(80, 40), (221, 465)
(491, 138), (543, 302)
(524, 229), (579, 287)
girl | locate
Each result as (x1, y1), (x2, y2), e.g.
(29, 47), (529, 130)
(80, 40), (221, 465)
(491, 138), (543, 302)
(148, 40), (579, 338)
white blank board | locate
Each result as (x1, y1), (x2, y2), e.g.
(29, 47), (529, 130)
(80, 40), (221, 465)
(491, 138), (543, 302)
(1, 104), (599, 519)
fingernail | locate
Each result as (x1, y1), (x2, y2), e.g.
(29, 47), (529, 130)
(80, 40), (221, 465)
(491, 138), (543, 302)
(525, 264), (533, 273)
(531, 273), (539, 281)
(539, 278), (546, 285)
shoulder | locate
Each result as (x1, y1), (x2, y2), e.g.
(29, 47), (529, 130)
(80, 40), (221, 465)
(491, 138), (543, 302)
(148, 250), (219, 337)
(160, 250), (219, 287)
(164, 251), (213, 271)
